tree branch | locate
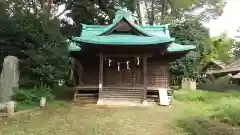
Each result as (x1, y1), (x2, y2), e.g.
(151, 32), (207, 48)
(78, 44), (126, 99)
(52, 0), (74, 19)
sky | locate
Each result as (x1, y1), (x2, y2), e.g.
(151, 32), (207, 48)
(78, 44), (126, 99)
(208, 0), (240, 38)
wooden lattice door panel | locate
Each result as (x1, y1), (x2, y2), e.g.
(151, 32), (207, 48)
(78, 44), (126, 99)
(122, 68), (141, 86)
(123, 70), (133, 85)
(104, 67), (141, 86)
(147, 62), (170, 88)
(104, 69), (122, 86)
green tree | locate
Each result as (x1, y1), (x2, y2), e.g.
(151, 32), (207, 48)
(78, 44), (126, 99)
(141, 0), (225, 25)
(169, 18), (211, 80)
(169, 17), (233, 81)
(0, 0), (69, 88)
(206, 34), (233, 63)
(233, 26), (240, 59)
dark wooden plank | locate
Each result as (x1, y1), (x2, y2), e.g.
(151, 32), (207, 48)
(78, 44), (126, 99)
(99, 52), (104, 99)
(77, 61), (83, 85)
(143, 56), (147, 100)
(103, 86), (144, 90)
(73, 86), (166, 91)
(74, 85), (98, 89)
(97, 53), (153, 58)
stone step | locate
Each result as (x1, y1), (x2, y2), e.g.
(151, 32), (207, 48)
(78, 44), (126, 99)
(75, 93), (98, 97)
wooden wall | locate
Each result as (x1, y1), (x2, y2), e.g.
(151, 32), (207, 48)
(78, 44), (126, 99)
(147, 60), (170, 88)
(75, 56), (170, 88)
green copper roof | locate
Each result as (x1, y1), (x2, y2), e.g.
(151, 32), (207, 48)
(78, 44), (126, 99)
(167, 43), (195, 52)
(72, 8), (173, 45)
(72, 35), (174, 45)
(80, 24), (169, 38)
(69, 8), (196, 53)
(68, 41), (195, 52)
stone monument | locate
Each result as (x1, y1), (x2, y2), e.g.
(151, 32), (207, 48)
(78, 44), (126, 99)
(0, 56), (19, 102)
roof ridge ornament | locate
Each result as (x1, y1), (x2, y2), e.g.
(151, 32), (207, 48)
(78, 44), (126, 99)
(113, 7), (135, 23)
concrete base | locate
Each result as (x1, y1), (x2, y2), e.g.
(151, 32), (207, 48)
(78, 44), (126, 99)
(142, 100), (148, 106)
(97, 99), (104, 105)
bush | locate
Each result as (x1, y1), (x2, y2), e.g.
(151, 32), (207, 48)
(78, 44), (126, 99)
(170, 86), (180, 90)
(0, 103), (7, 113)
(176, 116), (240, 135)
(12, 87), (54, 105)
(210, 98), (240, 126)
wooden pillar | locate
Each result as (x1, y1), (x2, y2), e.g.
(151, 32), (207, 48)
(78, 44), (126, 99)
(77, 61), (83, 85)
(97, 52), (104, 105)
(142, 56), (148, 105)
(69, 58), (76, 85)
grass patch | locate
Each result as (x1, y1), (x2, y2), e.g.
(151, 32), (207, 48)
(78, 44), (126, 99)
(176, 116), (240, 135)
(210, 98), (240, 126)
(173, 90), (240, 134)
(15, 103), (37, 112)
(0, 105), (176, 135)
(174, 90), (240, 102)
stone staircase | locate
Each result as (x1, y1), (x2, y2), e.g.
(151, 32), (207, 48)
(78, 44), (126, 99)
(101, 87), (144, 103)
(74, 90), (98, 104)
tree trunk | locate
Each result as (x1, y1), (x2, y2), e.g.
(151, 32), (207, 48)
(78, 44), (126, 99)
(160, 0), (166, 23)
(149, 0), (155, 25)
(136, 0), (143, 25)
(144, 1), (151, 25)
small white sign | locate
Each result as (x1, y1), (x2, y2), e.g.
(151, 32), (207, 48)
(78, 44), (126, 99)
(99, 84), (102, 89)
(158, 88), (169, 106)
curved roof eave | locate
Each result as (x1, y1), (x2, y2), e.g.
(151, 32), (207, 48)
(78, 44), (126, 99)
(72, 36), (175, 45)
(68, 41), (81, 52)
(167, 42), (196, 52)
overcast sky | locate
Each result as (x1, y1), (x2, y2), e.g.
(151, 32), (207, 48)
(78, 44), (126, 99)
(208, 0), (240, 37)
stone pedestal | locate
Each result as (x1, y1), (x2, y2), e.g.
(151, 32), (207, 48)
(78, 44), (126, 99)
(97, 99), (103, 105)
(181, 78), (196, 90)
(142, 100), (148, 105)
(40, 97), (46, 108)
(7, 101), (14, 117)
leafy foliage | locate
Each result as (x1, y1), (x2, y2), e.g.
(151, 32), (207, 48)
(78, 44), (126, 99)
(141, 0), (225, 24)
(64, 0), (137, 25)
(205, 34), (234, 63)
(12, 87), (54, 105)
(169, 18), (210, 79)
(169, 54), (200, 79)
(0, 0), (69, 87)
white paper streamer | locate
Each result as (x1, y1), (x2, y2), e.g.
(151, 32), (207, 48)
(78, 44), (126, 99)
(126, 61), (130, 70)
(108, 59), (112, 66)
(137, 57), (140, 65)
(117, 62), (120, 71)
